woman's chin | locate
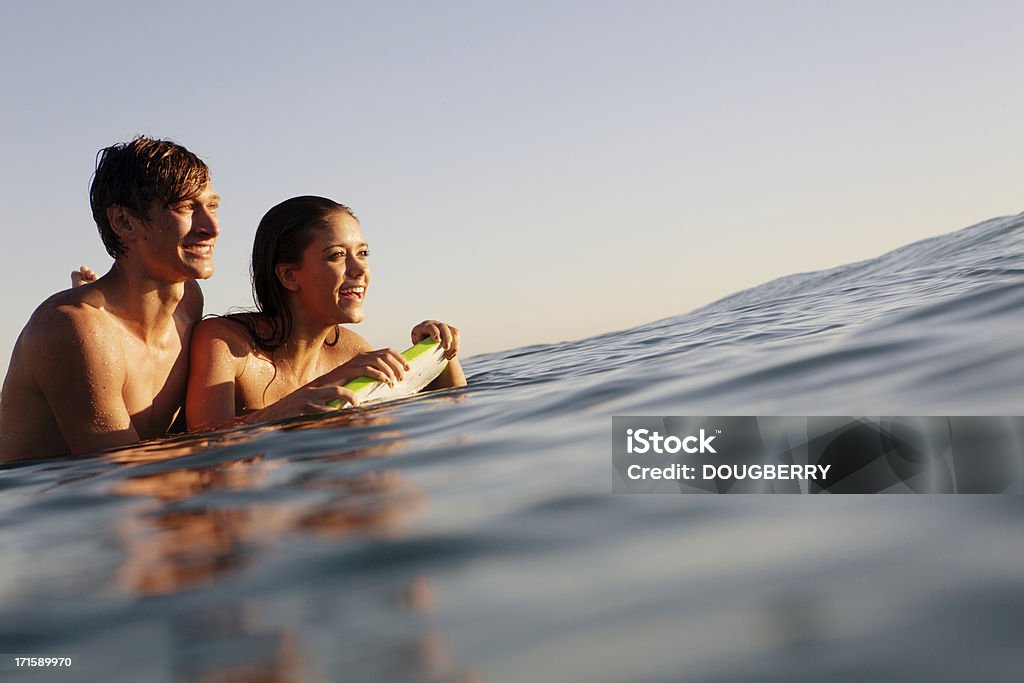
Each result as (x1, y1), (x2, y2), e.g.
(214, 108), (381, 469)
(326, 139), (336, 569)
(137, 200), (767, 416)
(335, 307), (364, 324)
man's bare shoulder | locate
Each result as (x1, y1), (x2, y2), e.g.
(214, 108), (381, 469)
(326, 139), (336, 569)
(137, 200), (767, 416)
(10, 285), (128, 410)
(24, 285), (119, 351)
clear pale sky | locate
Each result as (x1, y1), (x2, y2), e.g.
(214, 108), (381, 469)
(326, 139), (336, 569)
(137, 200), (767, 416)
(1, 1), (1022, 370)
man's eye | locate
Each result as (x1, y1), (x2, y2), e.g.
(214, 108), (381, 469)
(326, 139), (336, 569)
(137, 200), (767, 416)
(359, 249), (370, 257)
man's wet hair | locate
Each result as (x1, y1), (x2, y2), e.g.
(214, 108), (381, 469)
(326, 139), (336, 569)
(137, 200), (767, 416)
(89, 136), (210, 258)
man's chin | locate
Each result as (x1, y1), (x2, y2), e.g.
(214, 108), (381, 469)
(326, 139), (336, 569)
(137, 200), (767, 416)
(185, 265), (214, 280)
(179, 253), (215, 278)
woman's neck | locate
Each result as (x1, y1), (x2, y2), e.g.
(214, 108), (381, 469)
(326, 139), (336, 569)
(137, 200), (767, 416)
(274, 314), (338, 386)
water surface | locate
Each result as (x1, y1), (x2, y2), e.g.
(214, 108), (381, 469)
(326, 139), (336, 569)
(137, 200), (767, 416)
(2, 213), (1023, 682)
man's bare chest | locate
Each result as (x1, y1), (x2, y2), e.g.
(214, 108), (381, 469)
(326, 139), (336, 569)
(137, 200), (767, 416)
(120, 331), (189, 437)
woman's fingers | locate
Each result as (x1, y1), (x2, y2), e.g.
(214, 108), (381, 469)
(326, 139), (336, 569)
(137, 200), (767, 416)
(366, 365), (394, 385)
(316, 386), (360, 410)
(412, 321), (440, 345)
(436, 323), (458, 358)
(377, 349), (407, 385)
(382, 348), (409, 377)
(435, 324), (452, 350)
(275, 385), (360, 419)
(70, 266), (97, 288)
(413, 320), (460, 359)
(411, 322), (426, 345)
(358, 349), (408, 386)
(329, 387), (360, 408)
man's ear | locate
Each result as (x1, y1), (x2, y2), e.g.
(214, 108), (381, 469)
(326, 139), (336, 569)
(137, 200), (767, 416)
(276, 263), (301, 292)
(107, 205), (138, 243)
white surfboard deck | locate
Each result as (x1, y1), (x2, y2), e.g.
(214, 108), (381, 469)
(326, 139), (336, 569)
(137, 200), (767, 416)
(341, 339), (449, 405)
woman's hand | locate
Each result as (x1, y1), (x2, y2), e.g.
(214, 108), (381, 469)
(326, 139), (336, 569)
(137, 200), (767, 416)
(71, 265), (97, 287)
(317, 348), (409, 388)
(255, 385), (360, 422)
(411, 320), (460, 360)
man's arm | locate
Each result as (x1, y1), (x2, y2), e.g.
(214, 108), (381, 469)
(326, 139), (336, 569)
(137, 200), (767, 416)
(29, 308), (140, 455)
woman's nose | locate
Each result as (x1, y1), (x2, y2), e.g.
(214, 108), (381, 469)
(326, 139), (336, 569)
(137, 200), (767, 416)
(347, 256), (367, 277)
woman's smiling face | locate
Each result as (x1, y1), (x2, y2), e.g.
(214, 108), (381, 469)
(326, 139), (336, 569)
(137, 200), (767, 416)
(289, 211), (370, 325)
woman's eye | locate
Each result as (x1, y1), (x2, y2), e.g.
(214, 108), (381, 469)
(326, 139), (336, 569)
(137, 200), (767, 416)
(329, 251), (345, 260)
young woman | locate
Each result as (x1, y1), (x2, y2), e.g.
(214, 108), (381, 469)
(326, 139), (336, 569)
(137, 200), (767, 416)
(185, 196), (466, 430)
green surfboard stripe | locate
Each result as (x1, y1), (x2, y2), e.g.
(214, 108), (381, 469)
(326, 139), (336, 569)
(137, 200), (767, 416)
(326, 339), (444, 407)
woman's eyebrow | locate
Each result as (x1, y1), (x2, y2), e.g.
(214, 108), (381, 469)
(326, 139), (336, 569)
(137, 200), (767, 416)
(321, 241), (368, 251)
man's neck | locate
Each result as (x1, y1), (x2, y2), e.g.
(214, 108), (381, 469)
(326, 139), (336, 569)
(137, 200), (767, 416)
(100, 261), (187, 343)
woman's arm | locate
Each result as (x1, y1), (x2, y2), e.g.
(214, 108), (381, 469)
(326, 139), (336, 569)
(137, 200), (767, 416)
(186, 318), (246, 431)
(308, 329), (411, 388)
(427, 358), (466, 390)
(187, 318), (362, 431)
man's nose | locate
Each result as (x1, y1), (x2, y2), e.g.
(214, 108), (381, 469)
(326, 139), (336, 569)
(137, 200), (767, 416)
(195, 207), (220, 237)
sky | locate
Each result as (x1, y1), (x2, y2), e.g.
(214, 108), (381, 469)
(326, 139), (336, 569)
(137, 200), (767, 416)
(1, 0), (1023, 370)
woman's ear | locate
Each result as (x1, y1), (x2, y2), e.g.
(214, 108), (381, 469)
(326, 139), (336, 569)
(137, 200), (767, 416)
(276, 263), (301, 292)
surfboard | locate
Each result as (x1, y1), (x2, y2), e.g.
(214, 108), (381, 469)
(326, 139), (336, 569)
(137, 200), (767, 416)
(330, 339), (449, 407)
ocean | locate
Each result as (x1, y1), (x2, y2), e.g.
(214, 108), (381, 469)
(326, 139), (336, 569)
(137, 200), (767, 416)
(2, 213), (1023, 682)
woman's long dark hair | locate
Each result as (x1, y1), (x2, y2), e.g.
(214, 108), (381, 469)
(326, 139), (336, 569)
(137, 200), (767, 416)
(228, 195), (357, 354)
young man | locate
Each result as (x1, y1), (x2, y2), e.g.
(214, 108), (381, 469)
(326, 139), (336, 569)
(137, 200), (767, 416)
(0, 137), (219, 462)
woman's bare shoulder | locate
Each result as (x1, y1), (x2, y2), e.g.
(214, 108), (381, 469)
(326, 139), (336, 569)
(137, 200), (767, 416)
(326, 326), (373, 361)
(192, 315), (261, 357)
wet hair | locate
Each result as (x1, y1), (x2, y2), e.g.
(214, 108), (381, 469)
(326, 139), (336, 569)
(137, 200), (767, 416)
(229, 195), (357, 354)
(90, 136), (210, 258)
